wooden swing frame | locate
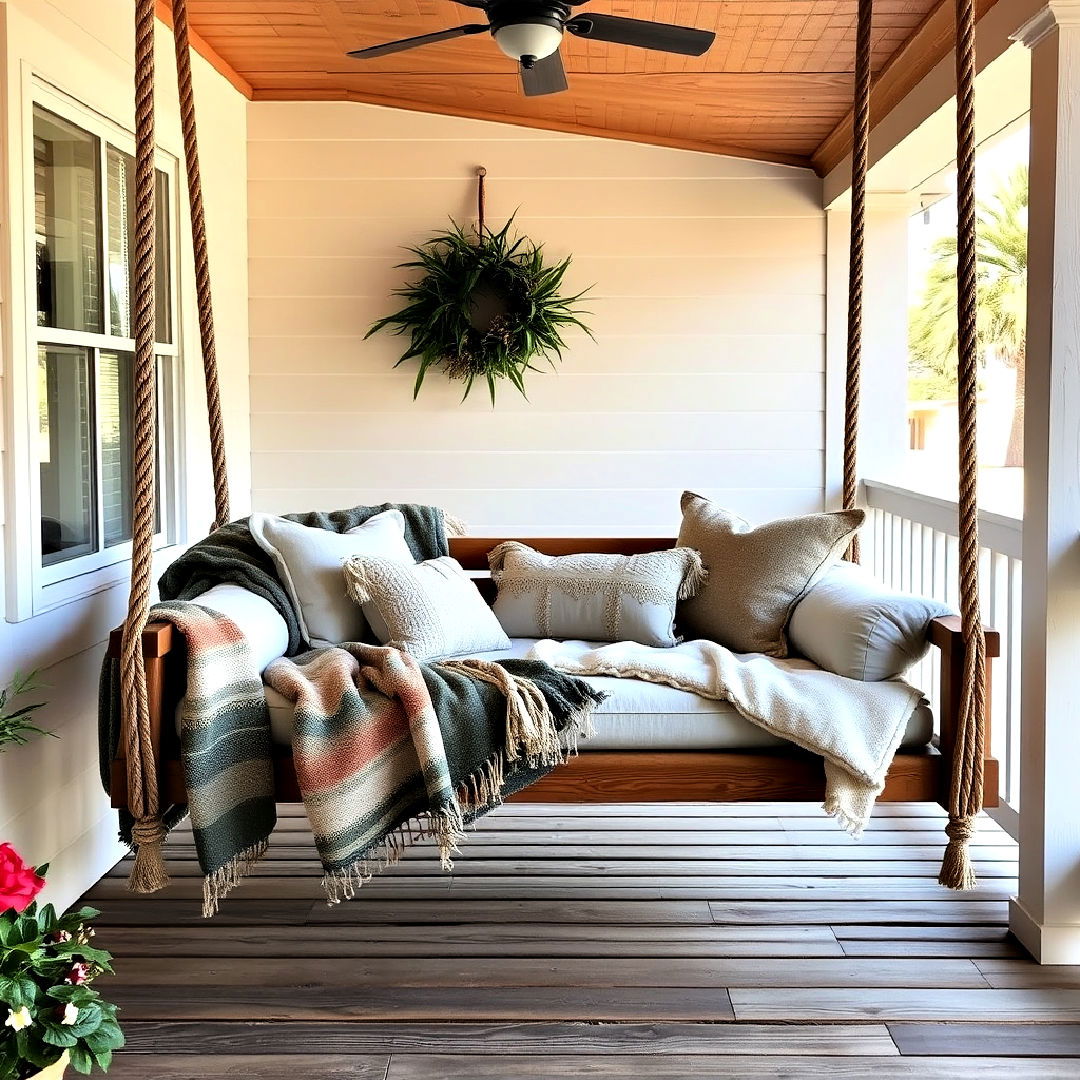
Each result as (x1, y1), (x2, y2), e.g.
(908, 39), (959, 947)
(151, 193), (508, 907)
(114, 0), (997, 888)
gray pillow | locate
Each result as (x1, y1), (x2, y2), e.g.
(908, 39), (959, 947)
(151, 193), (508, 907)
(788, 560), (953, 680)
(489, 541), (707, 647)
(344, 555), (510, 661)
(676, 491), (864, 657)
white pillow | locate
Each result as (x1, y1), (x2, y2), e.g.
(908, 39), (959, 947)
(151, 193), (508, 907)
(249, 510), (414, 647)
(193, 583), (289, 673)
(488, 541), (706, 648)
(343, 555), (510, 661)
(788, 561), (953, 681)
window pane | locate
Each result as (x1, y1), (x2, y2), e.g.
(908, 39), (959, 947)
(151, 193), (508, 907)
(99, 350), (134, 547)
(34, 107), (102, 333)
(106, 147), (172, 343)
(98, 350), (164, 547)
(39, 345), (95, 564)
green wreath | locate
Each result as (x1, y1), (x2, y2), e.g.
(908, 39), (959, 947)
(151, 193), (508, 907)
(366, 218), (592, 403)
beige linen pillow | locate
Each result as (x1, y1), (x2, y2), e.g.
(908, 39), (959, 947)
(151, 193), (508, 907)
(249, 509), (414, 648)
(488, 541), (707, 647)
(343, 555), (510, 661)
(676, 492), (864, 657)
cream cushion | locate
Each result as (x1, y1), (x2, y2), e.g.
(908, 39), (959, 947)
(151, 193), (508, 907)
(343, 555), (510, 660)
(489, 541), (706, 647)
(258, 637), (933, 751)
(193, 584), (289, 673)
(676, 492), (864, 657)
(248, 509), (414, 648)
(789, 561), (953, 681)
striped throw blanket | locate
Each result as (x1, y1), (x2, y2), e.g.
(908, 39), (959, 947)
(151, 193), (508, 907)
(101, 601), (603, 916)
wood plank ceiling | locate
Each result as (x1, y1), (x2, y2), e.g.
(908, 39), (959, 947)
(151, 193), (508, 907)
(178, 1), (992, 174)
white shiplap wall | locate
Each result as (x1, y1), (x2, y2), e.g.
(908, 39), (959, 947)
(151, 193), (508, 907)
(247, 102), (826, 536)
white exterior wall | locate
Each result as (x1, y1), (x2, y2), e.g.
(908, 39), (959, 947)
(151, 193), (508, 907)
(246, 101), (827, 537)
(0, 0), (251, 910)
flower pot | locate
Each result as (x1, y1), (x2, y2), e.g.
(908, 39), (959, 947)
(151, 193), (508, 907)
(27, 1051), (69, 1079)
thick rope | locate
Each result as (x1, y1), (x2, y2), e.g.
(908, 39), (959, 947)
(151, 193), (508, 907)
(843, 0), (873, 564)
(476, 165), (487, 235)
(121, 0), (168, 894)
(939, 0), (986, 890)
(172, 0), (230, 529)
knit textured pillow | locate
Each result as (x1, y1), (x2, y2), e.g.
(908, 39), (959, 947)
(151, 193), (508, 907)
(488, 542), (707, 648)
(676, 491), (865, 657)
(343, 555), (510, 661)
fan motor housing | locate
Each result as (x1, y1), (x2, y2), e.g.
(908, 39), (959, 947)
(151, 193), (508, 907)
(486, 1), (575, 36)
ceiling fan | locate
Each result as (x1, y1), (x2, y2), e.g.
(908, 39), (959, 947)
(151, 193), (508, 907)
(345, 1), (716, 97)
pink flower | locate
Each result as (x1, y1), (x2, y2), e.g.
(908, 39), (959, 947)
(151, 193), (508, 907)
(0, 843), (45, 913)
(64, 963), (91, 986)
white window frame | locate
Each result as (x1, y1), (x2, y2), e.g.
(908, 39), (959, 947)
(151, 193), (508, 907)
(9, 77), (184, 618)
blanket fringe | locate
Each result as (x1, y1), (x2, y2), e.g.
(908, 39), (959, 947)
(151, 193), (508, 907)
(822, 796), (866, 840)
(202, 839), (270, 918)
(438, 658), (566, 766)
(322, 801), (467, 904)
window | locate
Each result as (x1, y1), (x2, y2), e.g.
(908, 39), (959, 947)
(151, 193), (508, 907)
(33, 101), (178, 582)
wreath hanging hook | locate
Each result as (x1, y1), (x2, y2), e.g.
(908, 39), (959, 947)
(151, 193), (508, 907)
(476, 165), (487, 235)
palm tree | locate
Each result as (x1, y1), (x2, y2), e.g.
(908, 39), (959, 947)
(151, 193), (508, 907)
(909, 165), (1028, 466)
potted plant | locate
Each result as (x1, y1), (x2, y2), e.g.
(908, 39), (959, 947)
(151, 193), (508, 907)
(1, 676), (123, 1078)
(0, 848), (123, 1079)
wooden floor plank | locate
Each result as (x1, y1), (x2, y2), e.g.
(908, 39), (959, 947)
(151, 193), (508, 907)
(108, 985), (737, 1022)
(96, 923), (847, 959)
(108, 956), (989, 990)
(729, 988), (1080, 1021)
(102, 1056), (389, 1079)
(889, 1022), (1080, 1057)
(709, 900), (1008, 925)
(974, 961), (1080, 988)
(379, 1055), (1080, 1078)
(119, 1020), (900, 1056)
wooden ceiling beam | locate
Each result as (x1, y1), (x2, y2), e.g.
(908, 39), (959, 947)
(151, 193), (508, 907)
(811, 0), (1001, 176)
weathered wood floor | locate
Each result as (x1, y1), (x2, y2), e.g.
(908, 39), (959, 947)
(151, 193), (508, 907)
(85, 801), (1080, 1078)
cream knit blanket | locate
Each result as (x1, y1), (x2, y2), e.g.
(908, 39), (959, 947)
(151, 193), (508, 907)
(527, 638), (925, 835)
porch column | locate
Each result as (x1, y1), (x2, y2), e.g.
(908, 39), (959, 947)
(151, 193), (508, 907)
(1010, 0), (1080, 964)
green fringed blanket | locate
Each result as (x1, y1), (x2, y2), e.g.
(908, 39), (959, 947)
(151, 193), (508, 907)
(100, 504), (604, 915)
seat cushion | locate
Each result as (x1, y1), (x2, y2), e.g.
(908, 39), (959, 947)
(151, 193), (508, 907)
(261, 638), (933, 752)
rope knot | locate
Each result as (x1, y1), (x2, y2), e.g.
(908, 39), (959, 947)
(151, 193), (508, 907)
(944, 815), (974, 844)
(132, 816), (167, 847)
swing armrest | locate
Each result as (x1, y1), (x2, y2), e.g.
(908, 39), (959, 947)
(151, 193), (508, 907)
(927, 615), (1000, 806)
(107, 622), (178, 809)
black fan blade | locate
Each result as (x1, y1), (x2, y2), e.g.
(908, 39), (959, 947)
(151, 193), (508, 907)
(566, 14), (715, 57)
(520, 51), (568, 97)
(347, 24), (487, 60)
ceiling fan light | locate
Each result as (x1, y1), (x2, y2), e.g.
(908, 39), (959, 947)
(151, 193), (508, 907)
(494, 22), (563, 62)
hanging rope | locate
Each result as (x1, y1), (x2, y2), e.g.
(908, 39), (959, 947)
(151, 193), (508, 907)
(843, 0), (873, 564)
(121, 0), (168, 894)
(172, 0), (230, 529)
(939, 0), (986, 890)
(476, 165), (487, 235)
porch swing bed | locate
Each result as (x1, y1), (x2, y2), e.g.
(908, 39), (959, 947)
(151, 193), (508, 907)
(107, 0), (999, 910)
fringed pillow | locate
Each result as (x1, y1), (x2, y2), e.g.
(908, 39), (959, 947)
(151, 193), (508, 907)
(488, 542), (707, 648)
(344, 555), (510, 661)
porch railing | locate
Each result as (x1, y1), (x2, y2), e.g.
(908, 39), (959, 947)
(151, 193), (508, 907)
(862, 479), (1022, 837)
